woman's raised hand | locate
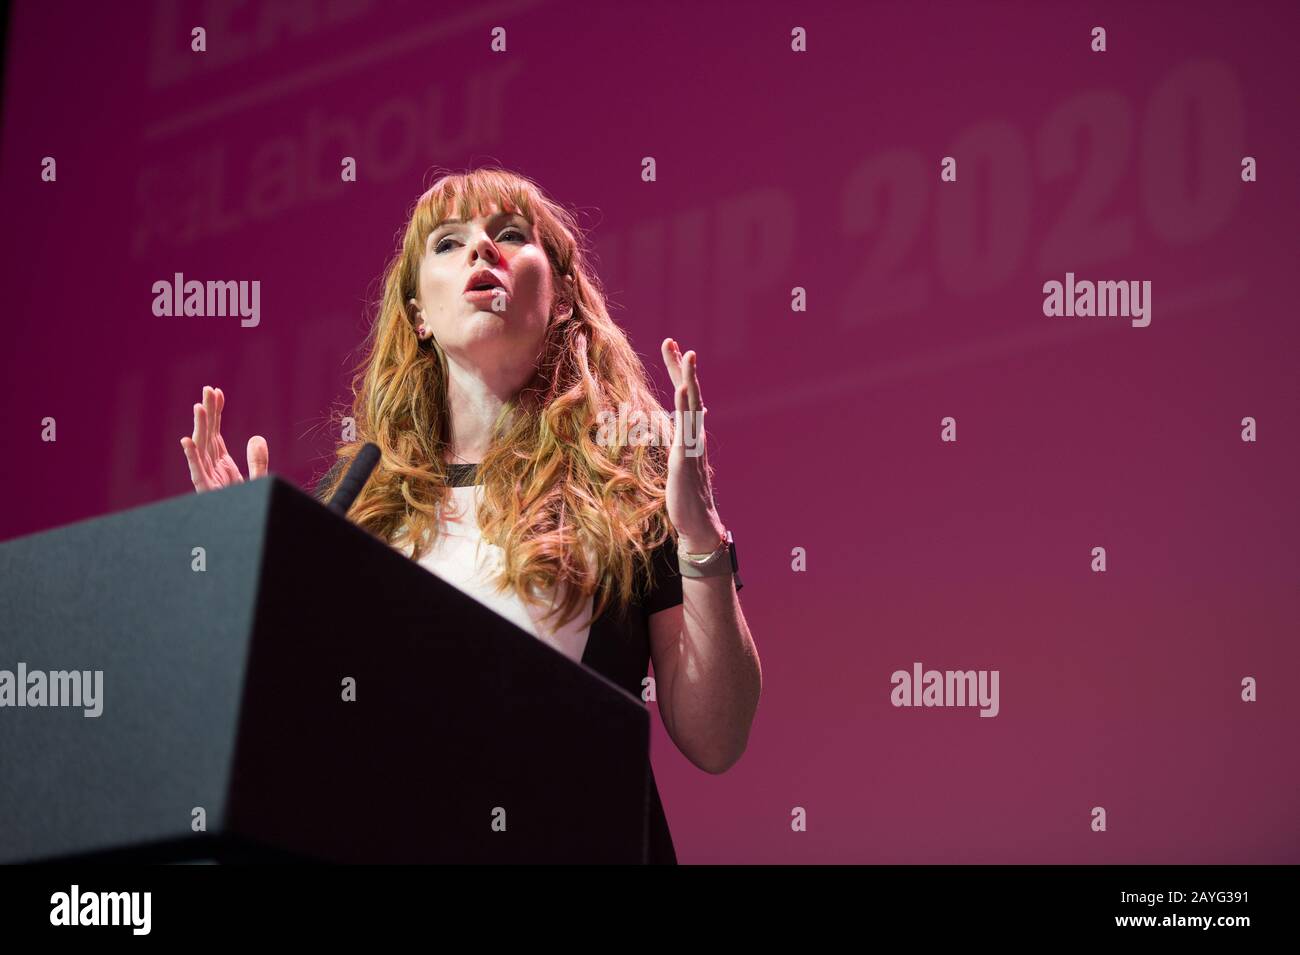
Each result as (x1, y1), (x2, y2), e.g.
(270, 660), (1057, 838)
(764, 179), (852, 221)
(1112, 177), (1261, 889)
(660, 337), (727, 554)
(180, 386), (269, 493)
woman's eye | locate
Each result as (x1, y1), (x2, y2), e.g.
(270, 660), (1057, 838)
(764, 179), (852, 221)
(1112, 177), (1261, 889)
(434, 228), (525, 254)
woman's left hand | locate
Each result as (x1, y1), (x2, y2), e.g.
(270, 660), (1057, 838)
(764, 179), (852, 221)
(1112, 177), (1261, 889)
(660, 337), (728, 554)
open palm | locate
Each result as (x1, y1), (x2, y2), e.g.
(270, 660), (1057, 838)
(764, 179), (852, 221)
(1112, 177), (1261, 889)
(179, 386), (269, 493)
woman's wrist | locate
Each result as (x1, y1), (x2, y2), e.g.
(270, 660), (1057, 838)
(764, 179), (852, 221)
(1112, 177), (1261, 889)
(678, 517), (728, 556)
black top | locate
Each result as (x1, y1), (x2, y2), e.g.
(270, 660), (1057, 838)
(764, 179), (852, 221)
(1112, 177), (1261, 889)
(314, 458), (742, 864)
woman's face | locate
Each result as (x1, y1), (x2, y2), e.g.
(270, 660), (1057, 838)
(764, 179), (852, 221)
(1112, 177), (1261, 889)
(410, 202), (555, 382)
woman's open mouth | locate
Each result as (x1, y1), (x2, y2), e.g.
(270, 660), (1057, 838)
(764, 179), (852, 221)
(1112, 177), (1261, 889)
(464, 287), (509, 307)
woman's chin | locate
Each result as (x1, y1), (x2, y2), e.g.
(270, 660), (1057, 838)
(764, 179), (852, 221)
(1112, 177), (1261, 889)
(452, 318), (546, 353)
(461, 302), (515, 323)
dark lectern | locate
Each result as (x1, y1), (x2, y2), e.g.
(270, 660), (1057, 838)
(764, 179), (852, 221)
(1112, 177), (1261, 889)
(0, 476), (654, 863)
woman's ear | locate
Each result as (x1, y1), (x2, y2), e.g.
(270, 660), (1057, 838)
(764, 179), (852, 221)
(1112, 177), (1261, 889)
(407, 296), (432, 343)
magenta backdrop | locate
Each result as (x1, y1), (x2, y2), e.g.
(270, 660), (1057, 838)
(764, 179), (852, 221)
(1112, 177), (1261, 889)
(2, 0), (1297, 863)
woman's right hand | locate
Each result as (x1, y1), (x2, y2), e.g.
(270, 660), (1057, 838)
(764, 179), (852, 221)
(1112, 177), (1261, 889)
(180, 386), (269, 493)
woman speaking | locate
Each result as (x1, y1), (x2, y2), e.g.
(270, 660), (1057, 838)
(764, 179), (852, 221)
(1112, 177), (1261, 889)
(178, 167), (762, 864)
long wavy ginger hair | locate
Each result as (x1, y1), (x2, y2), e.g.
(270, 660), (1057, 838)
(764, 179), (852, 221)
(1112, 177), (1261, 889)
(317, 168), (679, 628)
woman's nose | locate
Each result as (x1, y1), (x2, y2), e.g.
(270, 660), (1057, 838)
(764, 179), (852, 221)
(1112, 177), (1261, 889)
(472, 235), (500, 263)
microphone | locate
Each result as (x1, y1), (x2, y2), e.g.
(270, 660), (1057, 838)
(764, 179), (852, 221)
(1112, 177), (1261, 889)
(327, 442), (381, 516)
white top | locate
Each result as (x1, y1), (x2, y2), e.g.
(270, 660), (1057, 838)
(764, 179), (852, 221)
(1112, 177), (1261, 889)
(392, 484), (596, 664)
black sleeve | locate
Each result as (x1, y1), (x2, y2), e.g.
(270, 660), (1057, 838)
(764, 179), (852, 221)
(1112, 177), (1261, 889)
(642, 531), (744, 617)
(642, 533), (684, 616)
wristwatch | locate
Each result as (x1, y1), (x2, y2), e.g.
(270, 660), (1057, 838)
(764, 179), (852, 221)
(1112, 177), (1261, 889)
(678, 528), (740, 583)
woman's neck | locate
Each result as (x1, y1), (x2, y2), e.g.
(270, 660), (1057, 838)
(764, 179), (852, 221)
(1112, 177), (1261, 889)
(442, 357), (523, 464)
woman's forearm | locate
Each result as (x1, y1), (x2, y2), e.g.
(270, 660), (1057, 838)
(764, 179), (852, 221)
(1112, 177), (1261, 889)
(666, 571), (762, 774)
